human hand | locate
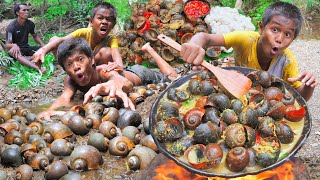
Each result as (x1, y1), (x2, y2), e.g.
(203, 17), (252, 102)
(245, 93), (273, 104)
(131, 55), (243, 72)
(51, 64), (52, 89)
(83, 80), (135, 110)
(103, 62), (124, 72)
(181, 43), (205, 66)
(288, 71), (319, 88)
(33, 48), (46, 67)
(9, 44), (21, 58)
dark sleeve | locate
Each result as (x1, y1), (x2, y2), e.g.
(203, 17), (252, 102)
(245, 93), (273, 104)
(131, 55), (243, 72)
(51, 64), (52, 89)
(29, 20), (36, 35)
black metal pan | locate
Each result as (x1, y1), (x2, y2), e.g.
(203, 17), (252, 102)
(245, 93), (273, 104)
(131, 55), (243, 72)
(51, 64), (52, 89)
(149, 66), (311, 178)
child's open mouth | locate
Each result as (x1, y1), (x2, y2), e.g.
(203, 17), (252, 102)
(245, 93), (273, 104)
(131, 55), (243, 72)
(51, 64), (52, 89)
(271, 47), (279, 55)
(100, 27), (107, 33)
(77, 73), (85, 81)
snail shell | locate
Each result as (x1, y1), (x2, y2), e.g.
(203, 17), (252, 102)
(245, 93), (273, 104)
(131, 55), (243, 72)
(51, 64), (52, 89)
(60, 111), (78, 125)
(20, 127), (33, 143)
(275, 122), (294, 144)
(184, 107), (205, 130)
(264, 87), (284, 101)
(221, 109), (238, 125)
(167, 136), (194, 156)
(224, 123), (246, 148)
(60, 172), (81, 180)
(193, 121), (220, 145)
(50, 139), (74, 156)
(127, 146), (157, 170)
(84, 102), (105, 117)
(69, 105), (85, 117)
(39, 147), (55, 163)
(0, 108), (11, 123)
(101, 107), (119, 124)
(86, 114), (102, 129)
(70, 145), (103, 171)
(28, 121), (43, 135)
(231, 99), (245, 115)
(226, 147), (250, 172)
(140, 134), (158, 152)
(43, 123), (74, 143)
(27, 153), (49, 170)
(0, 120), (20, 136)
(4, 129), (23, 145)
(117, 109), (142, 129)
(88, 133), (109, 152)
(1, 144), (23, 167)
(109, 136), (135, 156)
(99, 121), (118, 139)
(21, 143), (37, 160)
(28, 134), (48, 151)
(25, 113), (38, 125)
(45, 160), (69, 180)
(16, 164), (33, 180)
(205, 143), (223, 168)
(67, 115), (92, 135)
(208, 93), (231, 111)
(16, 108), (31, 117)
(122, 126), (141, 144)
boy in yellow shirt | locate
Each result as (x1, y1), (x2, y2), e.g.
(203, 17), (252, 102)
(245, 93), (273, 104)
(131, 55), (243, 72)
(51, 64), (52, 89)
(33, 2), (123, 71)
(180, 2), (317, 101)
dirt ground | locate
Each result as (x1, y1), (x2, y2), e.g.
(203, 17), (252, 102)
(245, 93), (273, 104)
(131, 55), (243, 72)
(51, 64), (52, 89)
(1, 21), (320, 179)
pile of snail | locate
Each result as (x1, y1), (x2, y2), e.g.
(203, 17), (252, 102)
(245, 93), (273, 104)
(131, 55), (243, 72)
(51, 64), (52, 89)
(152, 69), (306, 174)
(0, 83), (168, 179)
(118, 0), (210, 65)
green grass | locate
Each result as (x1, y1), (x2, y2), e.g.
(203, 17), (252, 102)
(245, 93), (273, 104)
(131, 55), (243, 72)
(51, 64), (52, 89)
(7, 53), (56, 89)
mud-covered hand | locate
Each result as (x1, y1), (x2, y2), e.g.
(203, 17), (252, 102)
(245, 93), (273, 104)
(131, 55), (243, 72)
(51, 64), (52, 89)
(33, 48), (47, 67)
(9, 44), (21, 58)
(83, 80), (135, 110)
(288, 71), (319, 88)
(181, 43), (205, 66)
(103, 62), (124, 72)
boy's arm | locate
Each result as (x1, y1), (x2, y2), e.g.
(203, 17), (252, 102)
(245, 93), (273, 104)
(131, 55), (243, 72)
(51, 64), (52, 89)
(103, 48), (124, 72)
(37, 76), (77, 120)
(33, 34), (74, 65)
(288, 71), (318, 101)
(31, 33), (45, 47)
(181, 32), (225, 65)
(5, 32), (21, 58)
(83, 70), (135, 110)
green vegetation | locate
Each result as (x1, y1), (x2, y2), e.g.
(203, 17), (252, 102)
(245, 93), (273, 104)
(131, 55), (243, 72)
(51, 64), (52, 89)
(7, 53), (55, 89)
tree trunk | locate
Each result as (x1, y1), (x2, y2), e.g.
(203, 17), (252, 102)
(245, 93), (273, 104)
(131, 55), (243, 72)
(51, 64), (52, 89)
(59, 16), (62, 33)
(235, 0), (243, 10)
(41, 0), (46, 16)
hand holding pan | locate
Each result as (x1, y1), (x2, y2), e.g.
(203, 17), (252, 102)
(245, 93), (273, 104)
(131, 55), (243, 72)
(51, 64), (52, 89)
(157, 34), (252, 99)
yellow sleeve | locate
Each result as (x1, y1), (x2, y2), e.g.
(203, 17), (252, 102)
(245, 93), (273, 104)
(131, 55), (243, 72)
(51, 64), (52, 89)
(110, 36), (118, 48)
(283, 49), (302, 89)
(223, 31), (257, 50)
(70, 28), (87, 38)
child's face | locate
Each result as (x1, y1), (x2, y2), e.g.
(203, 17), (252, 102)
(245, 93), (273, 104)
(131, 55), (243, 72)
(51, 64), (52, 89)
(90, 8), (115, 38)
(63, 52), (95, 86)
(259, 15), (296, 58)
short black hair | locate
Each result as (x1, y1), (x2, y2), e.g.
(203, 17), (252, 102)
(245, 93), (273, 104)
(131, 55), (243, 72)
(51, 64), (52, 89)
(90, 2), (117, 20)
(262, 2), (302, 39)
(57, 38), (93, 70)
(14, 4), (27, 17)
